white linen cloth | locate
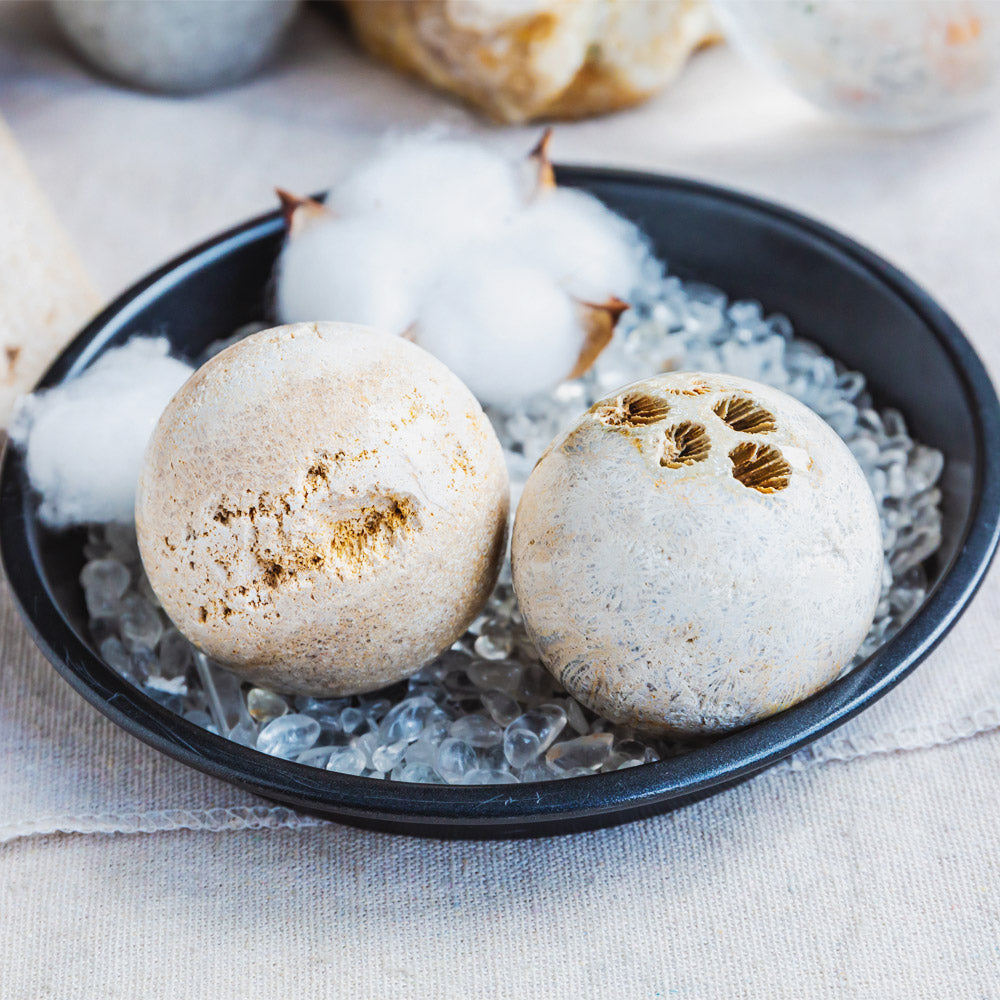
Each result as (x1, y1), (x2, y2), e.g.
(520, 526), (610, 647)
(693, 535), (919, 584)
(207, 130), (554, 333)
(1, 3), (999, 995)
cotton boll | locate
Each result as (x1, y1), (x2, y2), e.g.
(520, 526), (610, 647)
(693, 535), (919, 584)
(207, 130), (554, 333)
(9, 337), (193, 527)
(332, 136), (524, 244)
(497, 187), (649, 301)
(276, 216), (434, 334)
(275, 133), (634, 399)
(415, 260), (581, 406)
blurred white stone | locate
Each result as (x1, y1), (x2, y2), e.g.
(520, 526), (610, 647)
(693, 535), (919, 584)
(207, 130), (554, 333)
(51, 0), (300, 94)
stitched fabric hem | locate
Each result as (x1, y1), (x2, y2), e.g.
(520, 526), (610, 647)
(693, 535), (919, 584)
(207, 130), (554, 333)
(5, 707), (1000, 845)
(0, 805), (325, 844)
(779, 706), (1000, 772)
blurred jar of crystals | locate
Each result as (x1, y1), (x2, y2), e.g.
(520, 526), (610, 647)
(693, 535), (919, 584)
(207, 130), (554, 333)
(713, 0), (999, 129)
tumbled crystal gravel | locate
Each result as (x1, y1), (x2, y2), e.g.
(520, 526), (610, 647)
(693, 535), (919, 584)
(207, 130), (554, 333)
(545, 733), (614, 774)
(370, 740), (408, 774)
(480, 688), (521, 727)
(379, 696), (436, 745)
(403, 737), (439, 767)
(99, 635), (131, 676)
(473, 629), (514, 661)
(325, 744), (366, 776)
(247, 687), (288, 724)
(463, 768), (519, 785)
(157, 628), (193, 679)
(80, 559), (130, 618)
(394, 762), (445, 783)
(118, 593), (163, 651)
(436, 737), (478, 784)
(296, 746), (333, 768)
(506, 707), (567, 755)
(340, 707), (365, 734)
(503, 728), (542, 770)
(256, 715), (320, 758)
(467, 660), (522, 693)
(449, 714), (503, 748)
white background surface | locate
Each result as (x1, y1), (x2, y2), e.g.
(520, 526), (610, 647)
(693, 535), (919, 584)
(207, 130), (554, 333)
(1, 2), (1000, 996)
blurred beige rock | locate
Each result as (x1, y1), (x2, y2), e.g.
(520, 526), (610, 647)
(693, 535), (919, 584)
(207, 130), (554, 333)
(0, 117), (99, 426)
(343, 0), (720, 123)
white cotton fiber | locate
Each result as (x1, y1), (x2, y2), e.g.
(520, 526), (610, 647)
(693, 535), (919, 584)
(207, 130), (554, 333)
(494, 186), (649, 301)
(276, 133), (654, 405)
(9, 337), (193, 528)
(276, 216), (435, 334)
(416, 259), (580, 407)
(331, 136), (524, 245)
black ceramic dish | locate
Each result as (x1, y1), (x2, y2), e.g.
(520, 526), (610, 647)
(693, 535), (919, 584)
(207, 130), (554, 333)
(3, 169), (999, 838)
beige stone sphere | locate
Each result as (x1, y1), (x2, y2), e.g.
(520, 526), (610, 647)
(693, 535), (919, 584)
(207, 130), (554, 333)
(511, 371), (883, 736)
(136, 322), (509, 696)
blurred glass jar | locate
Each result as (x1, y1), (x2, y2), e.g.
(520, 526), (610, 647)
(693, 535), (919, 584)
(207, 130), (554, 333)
(713, 0), (1000, 128)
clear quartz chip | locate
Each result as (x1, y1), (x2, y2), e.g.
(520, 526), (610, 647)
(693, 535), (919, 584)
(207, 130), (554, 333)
(378, 696), (437, 744)
(99, 635), (131, 676)
(118, 593), (163, 651)
(105, 522), (140, 561)
(296, 746), (333, 768)
(473, 621), (515, 660)
(228, 719), (258, 747)
(80, 559), (130, 618)
(503, 706), (567, 767)
(466, 659), (523, 693)
(340, 707), (365, 734)
(545, 733), (614, 773)
(352, 731), (379, 768)
(435, 737), (478, 783)
(462, 768), (519, 785)
(256, 714), (321, 758)
(422, 707), (452, 743)
(564, 699), (590, 735)
(448, 714), (503, 747)
(247, 687), (289, 724)
(394, 762), (444, 783)
(480, 688), (521, 726)
(146, 674), (187, 696)
(403, 737), (439, 767)
(503, 728), (541, 769)
(326, 744), (367, 776)
(517, 760), (552, 783)
(157, 628), (193, 679)
(296, 695), (350, 715)
(370, 740), (408, 773)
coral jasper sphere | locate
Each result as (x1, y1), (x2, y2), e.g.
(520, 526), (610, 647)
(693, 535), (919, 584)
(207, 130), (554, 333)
(511, 372), (883, 736)
(136, 322), (509, 696)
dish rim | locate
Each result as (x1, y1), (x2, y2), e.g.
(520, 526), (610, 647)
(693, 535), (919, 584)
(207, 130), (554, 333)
(2, 166), (999, 832)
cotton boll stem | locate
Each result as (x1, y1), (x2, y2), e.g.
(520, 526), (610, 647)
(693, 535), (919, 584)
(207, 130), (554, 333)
(528, 127), (556, 197)
(571, 297), (630, 380)
(275, 187), (331, 237)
